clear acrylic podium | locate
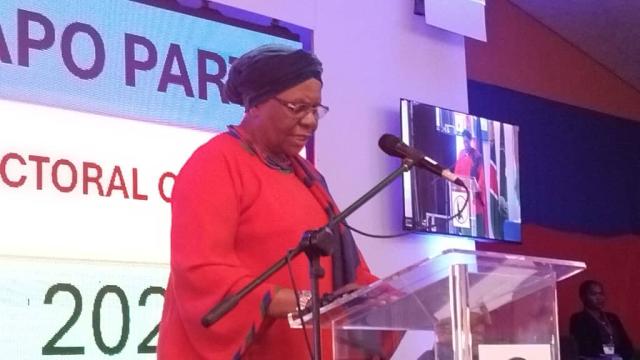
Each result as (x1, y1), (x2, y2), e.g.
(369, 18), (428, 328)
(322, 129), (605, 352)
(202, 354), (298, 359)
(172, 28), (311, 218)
(289, 249), (585, 360)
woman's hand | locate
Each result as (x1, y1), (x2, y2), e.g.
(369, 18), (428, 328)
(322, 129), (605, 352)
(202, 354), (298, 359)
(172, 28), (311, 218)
(266, 288), (298, 318)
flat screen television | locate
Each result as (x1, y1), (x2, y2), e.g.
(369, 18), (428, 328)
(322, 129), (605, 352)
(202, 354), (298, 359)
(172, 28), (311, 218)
(400, 98), (521, 242)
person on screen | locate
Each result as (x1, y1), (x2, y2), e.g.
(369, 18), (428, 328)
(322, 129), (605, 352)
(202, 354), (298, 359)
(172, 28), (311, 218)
(570, 280), (634, 360)
(157, 44), (379, 359)
(453, 129), (486, 237)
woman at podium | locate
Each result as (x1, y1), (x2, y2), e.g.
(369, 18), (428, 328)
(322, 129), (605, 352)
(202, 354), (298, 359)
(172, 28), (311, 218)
(157, 44), (377, 359)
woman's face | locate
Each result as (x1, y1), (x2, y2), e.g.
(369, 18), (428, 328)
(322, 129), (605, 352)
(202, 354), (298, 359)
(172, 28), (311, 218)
(249, 78), (322, 157)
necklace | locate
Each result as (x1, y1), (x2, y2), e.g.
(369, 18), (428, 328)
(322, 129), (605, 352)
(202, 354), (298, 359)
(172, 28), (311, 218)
(228, 125), (293, 172)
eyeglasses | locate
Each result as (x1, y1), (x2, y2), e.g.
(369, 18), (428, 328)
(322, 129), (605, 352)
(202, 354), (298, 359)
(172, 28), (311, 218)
(273, 97), (330, 120)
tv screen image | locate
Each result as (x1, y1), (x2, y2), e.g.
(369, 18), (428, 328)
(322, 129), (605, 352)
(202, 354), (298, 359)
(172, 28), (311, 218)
(400, 99), (521, 242)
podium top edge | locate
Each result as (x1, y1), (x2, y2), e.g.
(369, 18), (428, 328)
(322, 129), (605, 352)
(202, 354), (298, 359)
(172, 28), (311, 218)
(439, 248), (587, 270)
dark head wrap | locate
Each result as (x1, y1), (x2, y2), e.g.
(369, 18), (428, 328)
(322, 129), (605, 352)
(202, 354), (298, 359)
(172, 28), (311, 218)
(224, 44), (323, 108)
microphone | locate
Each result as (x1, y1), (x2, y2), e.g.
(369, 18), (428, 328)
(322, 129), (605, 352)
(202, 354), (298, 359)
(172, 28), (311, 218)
(378, 134), (465, 186)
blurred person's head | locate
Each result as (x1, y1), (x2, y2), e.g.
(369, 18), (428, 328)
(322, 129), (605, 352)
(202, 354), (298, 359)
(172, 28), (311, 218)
(579, 280), (605, 311)
(462, 129), (473, 151)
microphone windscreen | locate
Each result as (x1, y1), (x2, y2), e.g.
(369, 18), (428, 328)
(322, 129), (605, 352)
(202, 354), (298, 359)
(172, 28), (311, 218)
(378, 134), (404, 158)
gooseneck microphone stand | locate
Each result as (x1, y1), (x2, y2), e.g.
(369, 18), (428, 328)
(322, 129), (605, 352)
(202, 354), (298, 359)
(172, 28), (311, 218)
(201, 158), (415, 360)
